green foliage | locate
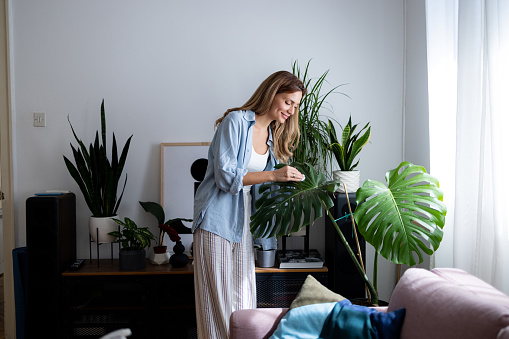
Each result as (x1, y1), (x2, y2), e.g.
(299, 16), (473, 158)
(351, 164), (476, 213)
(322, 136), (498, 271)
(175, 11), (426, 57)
(250, 161), (378, 304)
(139, 201), (192, 231)
(250, 162), (338, 238)
(109, 217), (156, 251)
(291, 60), (347, 177)
(63, 99), (132, 217)
(250, 161), (447, 306)
(329, 115), (371, 171)
(354, 161), (447, 267)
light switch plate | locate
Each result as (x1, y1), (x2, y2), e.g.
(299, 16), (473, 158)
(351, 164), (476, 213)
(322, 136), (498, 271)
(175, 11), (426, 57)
(34, 112), (46, 127)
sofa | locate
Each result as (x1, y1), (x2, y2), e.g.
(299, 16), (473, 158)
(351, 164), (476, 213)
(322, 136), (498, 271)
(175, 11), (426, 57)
(230, 267), (509, 339)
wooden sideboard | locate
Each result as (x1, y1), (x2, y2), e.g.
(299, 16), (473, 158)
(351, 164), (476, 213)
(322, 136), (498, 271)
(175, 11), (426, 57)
(60, 259), (327, 339)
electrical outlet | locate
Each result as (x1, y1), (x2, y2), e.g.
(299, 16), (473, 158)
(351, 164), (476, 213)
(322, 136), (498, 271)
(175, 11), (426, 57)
(34, 112), (46, 127)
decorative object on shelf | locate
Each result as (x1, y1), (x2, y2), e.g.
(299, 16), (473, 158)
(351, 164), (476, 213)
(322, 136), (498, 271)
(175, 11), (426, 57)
(150, 245), (170, 265)
(108, 217), (155, 270)
(139, 201), (192, 267)
(328, 115), (371, 193)
(254, 237), (277, 268)
(250, 161), (447, 306)
(89, 215), (117, 244)
(290, 60), (347, 178)
(254, 242), (277, 268)
(170, 240), (189, 268)
(63, 99), (133, 243)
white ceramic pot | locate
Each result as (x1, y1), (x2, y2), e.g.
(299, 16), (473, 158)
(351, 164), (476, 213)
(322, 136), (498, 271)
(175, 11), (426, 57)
(150, 251), (170, 265)
(89, 215), (118, 244)
(333, 171), (361, 194)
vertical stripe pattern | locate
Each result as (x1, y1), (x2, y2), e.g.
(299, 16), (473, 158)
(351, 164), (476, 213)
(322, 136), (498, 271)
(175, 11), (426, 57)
(194, 190), (256, 339)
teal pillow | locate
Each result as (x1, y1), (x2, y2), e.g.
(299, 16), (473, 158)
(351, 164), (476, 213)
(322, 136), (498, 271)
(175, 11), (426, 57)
(269, 302), (337, 339)
(319, 299), (406, 339)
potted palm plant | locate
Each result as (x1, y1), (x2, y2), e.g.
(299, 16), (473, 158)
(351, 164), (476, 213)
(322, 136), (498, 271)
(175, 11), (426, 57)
(290, 60), (347, 177)
(108, 217), (156, 270)
(63, 99), (132, 243)
(328, 115), (371, 193)
(250, 161), (447, 306)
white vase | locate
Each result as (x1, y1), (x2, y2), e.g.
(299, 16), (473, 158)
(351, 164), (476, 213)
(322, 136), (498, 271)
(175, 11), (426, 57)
(333, 171), (361, 194)
(89, 215), (118, 244)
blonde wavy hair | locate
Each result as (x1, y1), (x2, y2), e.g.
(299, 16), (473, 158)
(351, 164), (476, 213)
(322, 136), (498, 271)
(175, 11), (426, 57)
(215, 71), (306, 163)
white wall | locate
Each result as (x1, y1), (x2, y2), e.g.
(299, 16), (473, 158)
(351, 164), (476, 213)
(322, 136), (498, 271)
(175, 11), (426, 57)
(9, 0), (427, 302)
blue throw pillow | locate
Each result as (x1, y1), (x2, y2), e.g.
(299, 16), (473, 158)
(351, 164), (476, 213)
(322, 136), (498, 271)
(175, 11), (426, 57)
(269, 302), (337, 339)
(319, 299), (406, 339)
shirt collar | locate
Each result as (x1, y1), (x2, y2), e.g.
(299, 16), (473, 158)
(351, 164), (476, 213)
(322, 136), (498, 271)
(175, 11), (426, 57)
(244, 110), (274, 145)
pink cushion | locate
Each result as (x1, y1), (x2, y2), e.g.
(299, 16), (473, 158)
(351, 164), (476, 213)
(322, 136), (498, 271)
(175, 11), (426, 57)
(229, 308), (288, 339)
(388, 268), (509, 339)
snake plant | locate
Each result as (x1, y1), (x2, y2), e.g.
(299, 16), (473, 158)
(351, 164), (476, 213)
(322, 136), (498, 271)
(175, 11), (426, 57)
(250, 161), (447, 305)
(329, 116), (371, 171)
(63, 99), (132, 217)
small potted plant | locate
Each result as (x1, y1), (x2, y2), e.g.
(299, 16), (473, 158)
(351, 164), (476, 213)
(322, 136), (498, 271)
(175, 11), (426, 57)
(108, 217), (155, 270)
(328, 115), (371, 193)
(254, 238), (277, 268)
(139, 201), (192, 267)
(63, 99), (133, 243)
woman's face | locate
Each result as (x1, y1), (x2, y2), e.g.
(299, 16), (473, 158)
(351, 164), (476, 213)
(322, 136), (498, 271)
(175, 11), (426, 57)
(267, 91), (303, 124)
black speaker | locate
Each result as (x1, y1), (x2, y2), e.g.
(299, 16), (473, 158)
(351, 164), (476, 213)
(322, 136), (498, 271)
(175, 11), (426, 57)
(324, 192), (366, 299)
(26, 192), (76, 338)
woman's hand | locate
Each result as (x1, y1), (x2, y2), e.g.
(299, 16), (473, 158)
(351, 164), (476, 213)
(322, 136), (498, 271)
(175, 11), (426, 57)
(273, 165), (304, 182)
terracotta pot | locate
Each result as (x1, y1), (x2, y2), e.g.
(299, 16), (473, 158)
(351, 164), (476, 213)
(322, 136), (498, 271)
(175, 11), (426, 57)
(153, 246), (167, 254)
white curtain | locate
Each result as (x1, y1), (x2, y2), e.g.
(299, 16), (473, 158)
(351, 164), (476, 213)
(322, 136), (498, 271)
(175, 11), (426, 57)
(426, 0), (509, 295)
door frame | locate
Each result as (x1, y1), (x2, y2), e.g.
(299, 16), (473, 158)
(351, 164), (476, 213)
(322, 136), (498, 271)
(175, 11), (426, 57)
(0, 0), (16, 337)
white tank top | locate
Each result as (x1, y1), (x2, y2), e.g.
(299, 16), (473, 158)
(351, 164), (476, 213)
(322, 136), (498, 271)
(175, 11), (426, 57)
(243, 145), (269, 193)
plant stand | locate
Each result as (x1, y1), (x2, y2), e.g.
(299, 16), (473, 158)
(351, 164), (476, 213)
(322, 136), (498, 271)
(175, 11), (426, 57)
(89, 228), (115, 267)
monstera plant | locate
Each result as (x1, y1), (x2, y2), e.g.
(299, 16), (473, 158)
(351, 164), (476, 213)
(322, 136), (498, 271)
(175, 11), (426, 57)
(250, 161), (447, 306)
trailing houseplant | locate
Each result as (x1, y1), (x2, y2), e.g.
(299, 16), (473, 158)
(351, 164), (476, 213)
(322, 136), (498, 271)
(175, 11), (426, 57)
(63, 99), (133, 243)
(290, 60), (347, 178)
(250, 161), (447, 305)
(328, 116), (371, 193)
(108, 217), (156, 270)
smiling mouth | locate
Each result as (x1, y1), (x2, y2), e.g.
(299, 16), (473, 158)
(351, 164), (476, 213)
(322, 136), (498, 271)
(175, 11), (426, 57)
(282, 112), (290, 120)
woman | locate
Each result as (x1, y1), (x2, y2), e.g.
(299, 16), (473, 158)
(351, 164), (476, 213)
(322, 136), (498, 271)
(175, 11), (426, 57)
(192, 70), (306, 338)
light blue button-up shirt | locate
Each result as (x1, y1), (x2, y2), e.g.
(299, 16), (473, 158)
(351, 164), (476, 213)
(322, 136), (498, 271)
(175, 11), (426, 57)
(192, 110), (277, 243)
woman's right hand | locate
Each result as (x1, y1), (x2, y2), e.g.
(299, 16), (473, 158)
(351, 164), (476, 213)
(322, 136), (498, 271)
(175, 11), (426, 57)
(273, 165), (304, 182)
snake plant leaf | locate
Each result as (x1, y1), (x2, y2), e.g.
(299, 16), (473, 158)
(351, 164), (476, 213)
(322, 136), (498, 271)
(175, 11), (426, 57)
(250, 162), (339, 239)
(354, 161), (447, 266)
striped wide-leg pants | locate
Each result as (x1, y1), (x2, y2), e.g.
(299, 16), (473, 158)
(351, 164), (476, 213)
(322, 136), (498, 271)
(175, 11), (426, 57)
(193, 190), (257, 339)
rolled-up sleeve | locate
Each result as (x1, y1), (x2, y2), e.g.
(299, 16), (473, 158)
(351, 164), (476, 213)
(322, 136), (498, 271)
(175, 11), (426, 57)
(213, 115), (247, 195)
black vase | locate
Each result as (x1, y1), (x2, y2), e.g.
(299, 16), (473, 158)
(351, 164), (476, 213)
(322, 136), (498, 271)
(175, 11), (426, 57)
(170, 241), (189, 268)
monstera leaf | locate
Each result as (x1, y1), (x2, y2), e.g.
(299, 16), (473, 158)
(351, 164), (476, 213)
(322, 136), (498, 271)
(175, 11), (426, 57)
(354, 162), (447, 267)
(250, 162), (339, 239)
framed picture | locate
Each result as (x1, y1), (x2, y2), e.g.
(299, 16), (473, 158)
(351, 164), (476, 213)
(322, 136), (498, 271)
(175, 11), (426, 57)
(161, 142), (210, 254)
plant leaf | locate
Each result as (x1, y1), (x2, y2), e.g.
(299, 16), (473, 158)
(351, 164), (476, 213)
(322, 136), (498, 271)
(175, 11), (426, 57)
(250, 162), (339, 238)
(140, 201), (165, 225)
(354, 161), (447, 266)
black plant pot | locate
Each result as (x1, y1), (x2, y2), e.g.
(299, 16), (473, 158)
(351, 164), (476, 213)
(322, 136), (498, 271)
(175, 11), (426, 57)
(119, 249), (146, 270)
